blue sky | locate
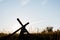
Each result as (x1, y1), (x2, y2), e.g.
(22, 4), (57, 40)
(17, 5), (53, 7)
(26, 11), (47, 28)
(0, 0), (60, 33)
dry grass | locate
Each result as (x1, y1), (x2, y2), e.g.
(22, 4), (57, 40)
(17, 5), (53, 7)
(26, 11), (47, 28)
(0, 31), (60, 40)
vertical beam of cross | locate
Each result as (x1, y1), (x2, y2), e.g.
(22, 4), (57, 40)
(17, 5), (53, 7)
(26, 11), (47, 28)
(17, 18), (23, 26)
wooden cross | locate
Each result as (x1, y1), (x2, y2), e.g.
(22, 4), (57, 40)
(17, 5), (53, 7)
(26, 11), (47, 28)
(0, 18), (30, 40)
(17, 18), (30, 35)
(17, 18), (30, 40)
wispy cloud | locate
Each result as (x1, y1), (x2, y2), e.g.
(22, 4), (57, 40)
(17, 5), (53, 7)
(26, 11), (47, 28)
(0, 0), (4, 2)
(20, 0), (30, 6)
(20, 0), (48, 6)
(40, 0), (48, 6)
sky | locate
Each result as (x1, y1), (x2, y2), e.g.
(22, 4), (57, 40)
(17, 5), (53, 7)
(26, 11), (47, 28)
(0, 0), (60, 33)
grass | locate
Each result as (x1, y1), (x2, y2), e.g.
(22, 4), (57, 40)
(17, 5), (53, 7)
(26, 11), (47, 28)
(0, 31), (60, 40)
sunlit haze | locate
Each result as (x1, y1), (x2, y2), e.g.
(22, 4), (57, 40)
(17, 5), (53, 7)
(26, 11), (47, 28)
(0, 0), (60, 33)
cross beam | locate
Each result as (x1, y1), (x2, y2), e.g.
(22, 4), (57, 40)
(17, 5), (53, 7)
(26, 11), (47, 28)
(1, 18), (30, 40)
(5, 18), (29, 37)
(17, 18), (29, 27)
(17, 18), (29, 34)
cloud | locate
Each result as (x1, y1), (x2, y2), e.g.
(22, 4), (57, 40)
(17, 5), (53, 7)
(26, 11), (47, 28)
(41, 0), (48, 6)
(0, 0), (3, 2)
(20, 0), (30, 6)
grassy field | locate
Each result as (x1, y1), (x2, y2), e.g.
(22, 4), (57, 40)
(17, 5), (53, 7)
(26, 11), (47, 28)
(0, 31), (60, 40)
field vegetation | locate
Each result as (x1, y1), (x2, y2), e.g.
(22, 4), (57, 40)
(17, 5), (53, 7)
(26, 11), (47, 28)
(0, 27), (60, 40)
